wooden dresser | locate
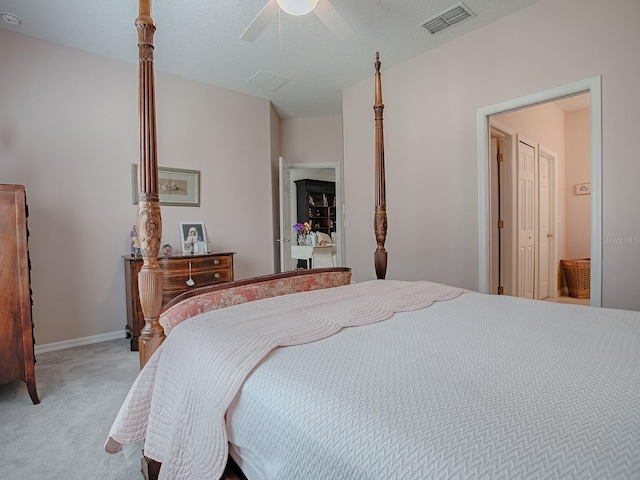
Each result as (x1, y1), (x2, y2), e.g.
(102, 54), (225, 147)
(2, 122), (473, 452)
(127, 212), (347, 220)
(123, 252), (235, 350)
(0, 184), (39, 404)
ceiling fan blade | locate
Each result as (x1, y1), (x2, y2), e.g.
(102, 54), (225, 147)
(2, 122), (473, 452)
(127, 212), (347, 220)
(240, 0), (279, 41)
(313, 0), (354, 40)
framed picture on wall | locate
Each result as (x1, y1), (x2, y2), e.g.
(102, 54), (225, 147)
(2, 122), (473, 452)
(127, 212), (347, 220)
(179, 221), (206, 253)
(132, 165), (201, 206)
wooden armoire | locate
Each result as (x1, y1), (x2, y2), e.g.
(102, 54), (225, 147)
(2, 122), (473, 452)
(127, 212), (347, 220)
(0, 184), (39, 404)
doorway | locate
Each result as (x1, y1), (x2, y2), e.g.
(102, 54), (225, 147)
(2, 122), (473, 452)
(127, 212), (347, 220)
(477, 76), (602, 306)
(489, 121), (559, 300)
(278, 158), (344, 272)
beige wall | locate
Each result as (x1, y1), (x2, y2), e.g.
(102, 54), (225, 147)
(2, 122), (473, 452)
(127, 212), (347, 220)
(343, 0), (640, 310)
(1, 30), (276, 346)
(565, 108), (591, 258)
(3, 0), (639, 349)
(280, 116), (344, 164)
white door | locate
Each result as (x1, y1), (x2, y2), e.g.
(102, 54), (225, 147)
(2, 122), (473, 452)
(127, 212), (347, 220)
(517, 136), (536, 299)
(537, 153), (550, 299)
(278, 157), (292, 272)
(539, 146), (559, 298)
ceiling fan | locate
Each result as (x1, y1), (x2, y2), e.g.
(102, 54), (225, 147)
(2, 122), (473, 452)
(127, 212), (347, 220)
(241, 0), (353, 41)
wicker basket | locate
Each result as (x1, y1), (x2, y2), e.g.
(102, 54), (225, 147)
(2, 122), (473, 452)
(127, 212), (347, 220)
(561, 258), (590, 299)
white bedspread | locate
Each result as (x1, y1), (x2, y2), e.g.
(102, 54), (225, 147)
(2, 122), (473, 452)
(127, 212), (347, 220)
(105, 280), (465, 479)
(227, 292), (640, 480)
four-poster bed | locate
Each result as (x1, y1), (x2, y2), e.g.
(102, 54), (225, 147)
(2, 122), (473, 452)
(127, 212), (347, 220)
(373, 51), (388, 280)
(106, 2), (640, 479)
(129, 2), (391, 370)
(133, 0), (165, 368)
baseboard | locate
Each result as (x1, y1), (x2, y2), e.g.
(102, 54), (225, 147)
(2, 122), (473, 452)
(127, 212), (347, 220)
(35, 331), (126, 355)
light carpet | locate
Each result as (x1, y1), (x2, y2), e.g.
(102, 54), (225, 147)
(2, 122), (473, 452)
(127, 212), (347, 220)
(0, 338), (241, 480)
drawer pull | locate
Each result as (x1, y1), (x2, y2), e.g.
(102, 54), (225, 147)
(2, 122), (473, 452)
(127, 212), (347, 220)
(214, 273), (221, 279)
(213, 259), (220, 265)
(186, 262), (195, 286)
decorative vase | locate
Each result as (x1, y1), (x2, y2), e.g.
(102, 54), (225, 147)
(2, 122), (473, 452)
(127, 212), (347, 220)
(298, 234), (307, 245)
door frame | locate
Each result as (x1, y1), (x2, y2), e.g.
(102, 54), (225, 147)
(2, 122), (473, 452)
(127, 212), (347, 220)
(278, 157), (293, 272)
(489, 123), (559, 299)
(490, 121), (516, 296)
(477, 75), (602, 306)
(284, 161), (344, 268)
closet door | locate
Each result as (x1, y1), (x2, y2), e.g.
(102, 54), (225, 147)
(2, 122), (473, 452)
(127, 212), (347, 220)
(516, 137), (536, 299)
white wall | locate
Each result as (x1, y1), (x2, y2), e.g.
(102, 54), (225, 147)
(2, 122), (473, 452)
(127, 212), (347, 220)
(342, 0), (640, 310)
(1, 29), (276, 345)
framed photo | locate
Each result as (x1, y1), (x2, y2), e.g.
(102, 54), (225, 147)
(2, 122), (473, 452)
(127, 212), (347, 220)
(132, 165), (200, 206)
(180, 221), (207, 253)
(574, 183), (591, 195)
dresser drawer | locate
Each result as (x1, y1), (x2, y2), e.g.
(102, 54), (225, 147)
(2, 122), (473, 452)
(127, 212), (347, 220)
(161, 255), (233, 303)
(162, 269), (233, 304)
(161, 255), (231, 289)
(123, 252), (235, 350)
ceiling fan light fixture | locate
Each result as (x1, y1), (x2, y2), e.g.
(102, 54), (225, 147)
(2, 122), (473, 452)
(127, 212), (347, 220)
(276, 0), (319, 16)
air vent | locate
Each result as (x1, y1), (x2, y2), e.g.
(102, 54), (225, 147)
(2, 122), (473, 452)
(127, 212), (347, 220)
(247, 70), (291, 92)
(421, 3), (475, 35)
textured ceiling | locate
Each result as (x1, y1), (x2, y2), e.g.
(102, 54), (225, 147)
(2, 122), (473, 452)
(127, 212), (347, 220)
(0, 0), (538, 118)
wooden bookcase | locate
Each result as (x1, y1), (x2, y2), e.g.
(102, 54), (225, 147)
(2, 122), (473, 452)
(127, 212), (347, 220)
(294, 179), (336, 235)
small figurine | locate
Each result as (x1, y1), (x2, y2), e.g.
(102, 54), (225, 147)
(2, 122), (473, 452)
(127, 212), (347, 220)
(130, 225), (141, 257)
(162, 244), (174, 256)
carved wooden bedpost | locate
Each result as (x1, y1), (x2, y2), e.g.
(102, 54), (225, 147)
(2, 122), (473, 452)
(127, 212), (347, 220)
(136, 0), (164, 368)
(373, 52), (388, 279)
